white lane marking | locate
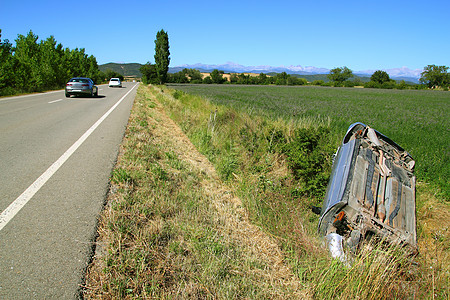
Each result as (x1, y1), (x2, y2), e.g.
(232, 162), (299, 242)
(48, 99), (63, 104)
(0, 83), (138, 231)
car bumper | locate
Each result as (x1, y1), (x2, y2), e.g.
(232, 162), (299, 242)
(65, 88), (93, 95)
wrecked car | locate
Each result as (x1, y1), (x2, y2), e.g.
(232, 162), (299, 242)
(318, 122), (417, 261)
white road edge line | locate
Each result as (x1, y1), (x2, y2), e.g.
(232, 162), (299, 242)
(0, 83), (138, 231)
(48, 99), (63, 104)
(0, 90), (61, 102)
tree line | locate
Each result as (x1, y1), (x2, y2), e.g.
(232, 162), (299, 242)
(166, 69), (309, 86)
(166, 64), (450, 91)
(326, 65), (450, 90)
(2, 28), (448, 94)
(0, 29), (106, 96)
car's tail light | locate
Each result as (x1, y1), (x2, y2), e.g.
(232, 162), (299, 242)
(82, 84), (89, 86)
(66, 83), (73, 86)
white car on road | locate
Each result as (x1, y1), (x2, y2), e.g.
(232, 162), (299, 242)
(109, 78), (122, 88)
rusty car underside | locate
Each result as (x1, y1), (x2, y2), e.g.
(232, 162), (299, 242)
(318, 123), (417, 260)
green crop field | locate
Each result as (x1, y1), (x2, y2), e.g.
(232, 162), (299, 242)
(169, 84), (450, 199)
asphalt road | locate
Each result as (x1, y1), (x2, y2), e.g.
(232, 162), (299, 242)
(0, 82), (138, 299)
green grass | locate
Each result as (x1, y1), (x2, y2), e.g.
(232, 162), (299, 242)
(169, 84), (450, 200)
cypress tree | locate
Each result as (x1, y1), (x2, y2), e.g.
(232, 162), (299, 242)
(154, 29), (170, 84)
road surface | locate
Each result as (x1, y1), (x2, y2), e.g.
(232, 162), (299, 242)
(0, 82), (138, 298)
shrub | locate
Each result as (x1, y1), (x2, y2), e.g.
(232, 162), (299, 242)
(282, 127), (333, 197)
(396, 80), (408, 90)
(312, 80), (324, 86)
(381, 81), (396, 89)
(364, 81), (381, 89)
(203, 76), (213, 84)
(343, 80), (356, 87)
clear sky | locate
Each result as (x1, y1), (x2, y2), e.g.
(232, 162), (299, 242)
(1, 0), (449, 71)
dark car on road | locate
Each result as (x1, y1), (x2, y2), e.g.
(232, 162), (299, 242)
(318, 122), (417, 261)
(65, 77), (98, 97)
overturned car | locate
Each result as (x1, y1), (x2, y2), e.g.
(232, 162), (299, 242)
(318, 122), (417, 261)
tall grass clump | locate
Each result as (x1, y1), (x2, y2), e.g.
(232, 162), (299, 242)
(314, 242), (419, 299)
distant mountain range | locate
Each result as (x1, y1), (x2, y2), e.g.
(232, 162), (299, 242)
(99, 62), (422, 83)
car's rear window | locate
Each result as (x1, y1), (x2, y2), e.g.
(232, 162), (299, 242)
(110, 78), (119, 81)
(70, 78), (88, 83)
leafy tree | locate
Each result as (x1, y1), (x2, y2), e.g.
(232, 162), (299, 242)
(257, 73), (268, 85)
(86, 55), (101, 83)
(312, 80), (324, 86)
(168, 70), (189, 83)
(381, 81), (396, 89)
(229, 73), (238, 84)
(0, 33), (15, 93)
(203, 76), (213, 84)
(397, 80), (408, 90)
(154, 29), (170, 84)
(290, 76), (308, 85)
(139, 62), (158, 84)
(14, 31), (41, 91)
(185, 68), (202, 82)
(371, 70), (390, 84)
(210, 69), (226, 84)
(105, 69), (124, 81)
(327, 66), (353, 85)
(364, 81), (381, 89)
(275, 72), (289, 85)
(419, 64), (449, 88)
(0, 29), (101, 95)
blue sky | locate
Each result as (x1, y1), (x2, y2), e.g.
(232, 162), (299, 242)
(1, 0), (449, 71)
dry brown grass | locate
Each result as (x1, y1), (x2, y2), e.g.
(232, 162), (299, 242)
(415, 183), (450, 298)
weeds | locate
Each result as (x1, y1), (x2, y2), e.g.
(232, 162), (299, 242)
(314, 241), (420, 299)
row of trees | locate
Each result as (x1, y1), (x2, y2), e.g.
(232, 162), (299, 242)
(327, 65), (450, 89)
(325, 67), (408, 89)
(167, 69), (309, 86)
(0, 29), (102, 96)
(165, 65), (449, 90)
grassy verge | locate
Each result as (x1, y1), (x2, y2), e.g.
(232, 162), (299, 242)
(84, 84), (449, 299)
(84, 85), (307, 298)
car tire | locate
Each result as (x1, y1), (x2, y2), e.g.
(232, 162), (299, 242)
(65, 93), (70, 98)
(94, 89), (98, 97)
